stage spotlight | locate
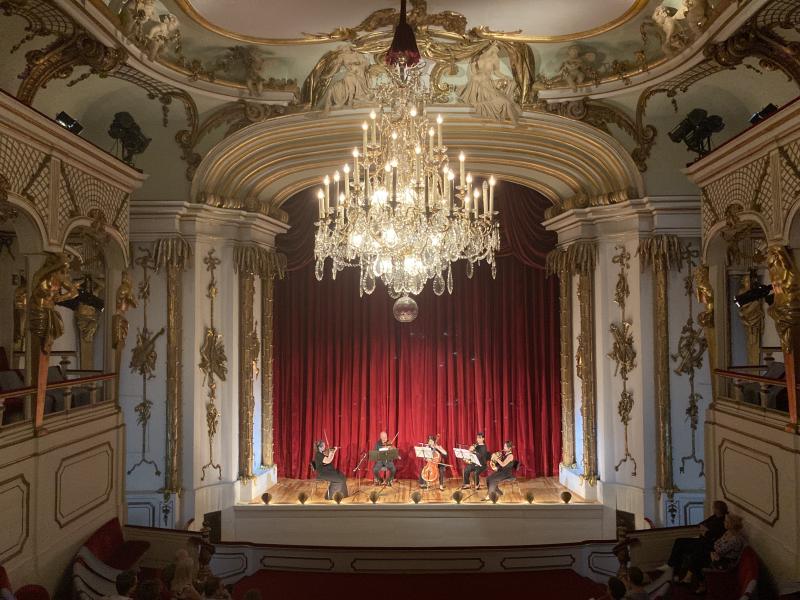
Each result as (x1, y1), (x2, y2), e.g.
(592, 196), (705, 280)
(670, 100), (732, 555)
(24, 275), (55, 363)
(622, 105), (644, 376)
(750, 103), (778, 125)
(297, 492), (309, 505)
(525, 491), (535, 504)
(261, 492), (271, 505)
(369, 491), (380, 504)
(669, 108), (725, 159)
(410, 491), (422, 504)
(55, 111), (83, 135)
(451, 490), (464, 504)
(734, 283), (773, 308)
(489, 492), (499, 504)
(560, 491), (572, 504)
(333, 492), (343, 504)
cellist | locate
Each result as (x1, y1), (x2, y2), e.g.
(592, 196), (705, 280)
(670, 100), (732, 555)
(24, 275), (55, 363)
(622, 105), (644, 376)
(418, 434), (448, 491)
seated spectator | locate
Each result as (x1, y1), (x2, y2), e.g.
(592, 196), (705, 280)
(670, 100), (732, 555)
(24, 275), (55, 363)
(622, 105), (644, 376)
(625, 567), (648, 600)
(684, 513), (746, 594)
(669, 500), (728, 581)
(607, 576), (628, 600)
(201, 578), (230, 600)
(170, 554), (200, 600)
(136, 580), (163, 600)
(105, 571), (137, 600)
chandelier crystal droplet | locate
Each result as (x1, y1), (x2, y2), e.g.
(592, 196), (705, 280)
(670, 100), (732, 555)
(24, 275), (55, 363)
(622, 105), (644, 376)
(313, 63), (500, 299)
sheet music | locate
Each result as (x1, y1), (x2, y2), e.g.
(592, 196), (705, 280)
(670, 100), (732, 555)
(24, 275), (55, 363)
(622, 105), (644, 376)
(378, 446), (390, 452)
(454, 447), (481, 465)
(414, 446), (434, 459)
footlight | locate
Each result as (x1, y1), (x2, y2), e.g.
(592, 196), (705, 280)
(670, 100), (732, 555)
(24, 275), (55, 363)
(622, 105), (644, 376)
(369, 491), (380, 504)
(489, 492), (499, 504)
(261, 492), (272, 505)
(560, 491), (572, 504)
(410, 491), (422, 504)
(451, 490), (464, 504)
(525, 491), (535, 504)
(297, 492), (309, 505)
(333, 492), (343, 504)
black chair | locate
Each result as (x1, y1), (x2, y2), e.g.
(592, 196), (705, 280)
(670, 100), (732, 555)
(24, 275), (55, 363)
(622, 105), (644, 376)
(309, 460), (321, 499)
(498, 460), (522, 496)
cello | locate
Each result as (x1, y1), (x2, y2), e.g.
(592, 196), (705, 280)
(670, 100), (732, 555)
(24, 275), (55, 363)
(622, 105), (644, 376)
(420, 434), (451, 483)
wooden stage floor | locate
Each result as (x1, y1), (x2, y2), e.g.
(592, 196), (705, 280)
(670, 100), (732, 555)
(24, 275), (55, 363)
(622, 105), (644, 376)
(256, 476), (586, 505)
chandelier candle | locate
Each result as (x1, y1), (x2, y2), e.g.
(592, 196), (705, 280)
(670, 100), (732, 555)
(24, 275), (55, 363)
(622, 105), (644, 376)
(314, 63), (500, 301)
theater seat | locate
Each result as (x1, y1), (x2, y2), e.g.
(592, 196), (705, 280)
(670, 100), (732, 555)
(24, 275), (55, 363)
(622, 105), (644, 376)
(0, 566), (50, 600)
(82, 517), (150, 570)
(705, 546), (759, 600)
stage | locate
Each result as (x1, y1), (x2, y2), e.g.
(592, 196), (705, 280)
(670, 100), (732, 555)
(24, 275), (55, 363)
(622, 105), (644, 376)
(226, 476), (613, 548)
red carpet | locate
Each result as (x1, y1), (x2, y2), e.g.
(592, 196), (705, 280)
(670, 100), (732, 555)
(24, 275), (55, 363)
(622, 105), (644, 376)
(233, 568), (606, 600)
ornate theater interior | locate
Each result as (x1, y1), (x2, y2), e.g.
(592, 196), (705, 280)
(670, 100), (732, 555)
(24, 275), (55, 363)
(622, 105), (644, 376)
(1, 0), (800, 598)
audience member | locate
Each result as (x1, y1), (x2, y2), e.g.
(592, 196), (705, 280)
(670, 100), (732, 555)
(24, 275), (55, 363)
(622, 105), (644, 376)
(201, 577), (230, 600)
(136, 579), (163, 600)
(171, 553), (200, 600)
(607, 576), (627, 600)
(683, 513), (746, 594)
(625, 567), (648, 600)
(668, 500), (728, 581)
(106, 571), (137, 600)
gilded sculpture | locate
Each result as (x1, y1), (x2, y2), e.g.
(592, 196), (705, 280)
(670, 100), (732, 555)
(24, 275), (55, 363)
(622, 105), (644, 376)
(766, 245), (800, 355)
(28, 252), (79, 352)
(459, 44), (520, 124)
(112, 270), (137, 350)
(200, 249), (225, 481)
(694, 263), (714, 328)
(13, 272), (27, 352)
(737, 272), (765, 365)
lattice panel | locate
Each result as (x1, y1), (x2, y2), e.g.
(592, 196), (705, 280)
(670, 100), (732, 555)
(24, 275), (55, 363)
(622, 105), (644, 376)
(780, 140), (800, 230)
(0, 131), (50, 224)
(58, 162), (129, 241)
(702, 154), (774, 235)
(754, 0), (800, 31)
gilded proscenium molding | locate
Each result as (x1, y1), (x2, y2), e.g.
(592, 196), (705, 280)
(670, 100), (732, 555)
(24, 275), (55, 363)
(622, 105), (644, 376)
(546, 248), (575, 468)
(672, 244), (707, 477)
(153, 237), (192, 494)
(544, 98), (656, 173)
(609, 245), (637, 476)
(112, 270), (137, 402)
(128, 247), (164, 477)
(199, 249), (226, 481)
(548, 240), (598, 484)
(737, 272), (765, 366)
(694, 263), (717, 398)
(260, 258), (285, 468)
(637, 234), (685, 497)
(237, 267), (258, 481)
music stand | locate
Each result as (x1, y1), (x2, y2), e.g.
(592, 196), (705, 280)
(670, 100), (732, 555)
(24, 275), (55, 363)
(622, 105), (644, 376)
(351, 450), (369, 500)
(453, 447), (480, 465)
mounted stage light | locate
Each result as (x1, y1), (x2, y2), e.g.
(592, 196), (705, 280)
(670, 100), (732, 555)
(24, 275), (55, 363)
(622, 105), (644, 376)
(669, 108), (725, 159)
(749, 103), (778, 125)
(734, 283), (773, 308)
(55, 111), (83, 135)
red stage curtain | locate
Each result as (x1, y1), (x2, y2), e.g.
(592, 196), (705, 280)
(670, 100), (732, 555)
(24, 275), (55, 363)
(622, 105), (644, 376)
(273, 182), (561, 480)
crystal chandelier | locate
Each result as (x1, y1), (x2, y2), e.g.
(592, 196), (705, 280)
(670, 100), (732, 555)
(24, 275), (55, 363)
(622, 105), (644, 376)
(313, 8), (500, 309)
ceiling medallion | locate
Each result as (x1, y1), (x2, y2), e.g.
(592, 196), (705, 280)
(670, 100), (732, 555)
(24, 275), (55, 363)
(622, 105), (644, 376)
(313, 0), (500, 320)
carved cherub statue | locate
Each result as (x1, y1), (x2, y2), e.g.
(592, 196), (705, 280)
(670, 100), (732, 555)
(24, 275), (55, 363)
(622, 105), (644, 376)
(144, 13), (180, 61)
(28, 253), (79, 353)
(459, 44), (519, 124)
(120, 0), (157, 40)
(559, 45), (597, 91)
(112, 270), (137, 350)
(322, 46), (372, 110)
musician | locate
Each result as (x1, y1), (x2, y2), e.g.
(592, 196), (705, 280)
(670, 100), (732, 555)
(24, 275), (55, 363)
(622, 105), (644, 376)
(484, 440), (515, 500)
(313, 440), (348, 500)
(418, 435), (448, 491)
(461, 432), (490, 490)
(372, 431), (397, 486)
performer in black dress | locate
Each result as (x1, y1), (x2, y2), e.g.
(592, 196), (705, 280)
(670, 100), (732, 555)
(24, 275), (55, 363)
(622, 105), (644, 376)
(461, 432), (490, 490)
(372, 431), (397, 486)
(313, 440), (348, 500)
(484, 441), (515, 500)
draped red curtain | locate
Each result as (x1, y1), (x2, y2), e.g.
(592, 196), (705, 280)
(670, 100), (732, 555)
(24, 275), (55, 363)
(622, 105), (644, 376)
(273, 182), (561, 480)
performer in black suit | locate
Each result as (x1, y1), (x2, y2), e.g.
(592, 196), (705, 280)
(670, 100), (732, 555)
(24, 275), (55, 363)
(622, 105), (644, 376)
(461, 432), (490, 490)
(484, 440), (515, 500)
(313, 440), (348, 500)
(372, 430), (397, 486)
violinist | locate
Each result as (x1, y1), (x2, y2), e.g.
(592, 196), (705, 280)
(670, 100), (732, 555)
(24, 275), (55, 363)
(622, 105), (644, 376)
(373, 430), (397, 486)
(461, 432), (490, 490)
(313, 440), (348, 500)
(484, 440), (515, 500)
(418, 435), (448, 491)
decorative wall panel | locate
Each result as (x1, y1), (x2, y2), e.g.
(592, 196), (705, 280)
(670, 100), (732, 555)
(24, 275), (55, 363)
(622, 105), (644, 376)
(0, 475), (30, 561)
(55, 442), (114, 527)
(719, 439), (779, 525)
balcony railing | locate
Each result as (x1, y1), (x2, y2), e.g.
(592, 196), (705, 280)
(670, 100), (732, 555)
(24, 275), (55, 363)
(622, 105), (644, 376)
(0, 371), (116, 432)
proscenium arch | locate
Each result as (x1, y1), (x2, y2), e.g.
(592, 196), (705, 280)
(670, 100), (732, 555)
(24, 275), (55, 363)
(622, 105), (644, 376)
(192, 107), (645, 213)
